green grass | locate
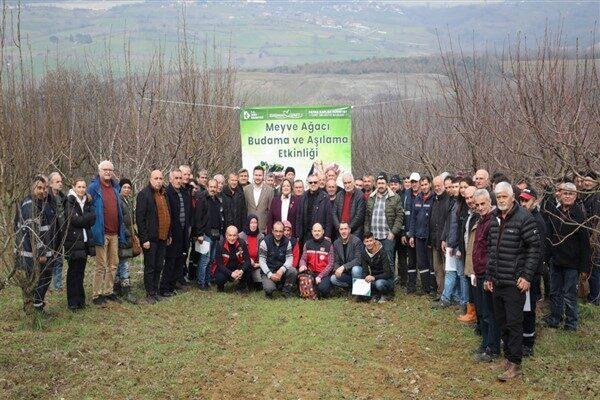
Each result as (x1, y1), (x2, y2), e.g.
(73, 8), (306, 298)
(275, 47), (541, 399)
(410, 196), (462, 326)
(1, 264), (599, 399)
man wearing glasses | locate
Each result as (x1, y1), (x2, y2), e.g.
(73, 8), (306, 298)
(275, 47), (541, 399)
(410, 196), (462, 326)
(296, 174), (332, 246)
(87, 160), (126, 306)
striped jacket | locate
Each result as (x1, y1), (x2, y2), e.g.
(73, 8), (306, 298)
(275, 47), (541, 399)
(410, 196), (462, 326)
(14, 195), (58, 270)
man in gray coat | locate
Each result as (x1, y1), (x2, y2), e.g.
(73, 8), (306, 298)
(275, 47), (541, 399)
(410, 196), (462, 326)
(330, 222), (364, 290)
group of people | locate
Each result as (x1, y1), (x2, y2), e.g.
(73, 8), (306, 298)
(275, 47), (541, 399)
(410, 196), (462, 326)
(14, 161), (598, 381)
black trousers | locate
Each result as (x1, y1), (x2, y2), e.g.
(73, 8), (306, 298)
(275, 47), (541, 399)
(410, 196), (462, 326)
(406, 243), (418, 291)
(187, 242), (199, 281)
(33, 258), (56, 309)
(160, 255), (185, 294)
(523, 276), (540, 348)
(66, 258), (87, 308)
(143, 240), (167, 296)
(395, 236), (408, 286)
(492, 284), (526, 364)
(214, 268), (252, 291)
(409, 238), (433, 293)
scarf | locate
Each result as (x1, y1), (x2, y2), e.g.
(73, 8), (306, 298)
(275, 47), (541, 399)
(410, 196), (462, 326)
(69, 188), (88, 242)
(244, 214), (260, 237)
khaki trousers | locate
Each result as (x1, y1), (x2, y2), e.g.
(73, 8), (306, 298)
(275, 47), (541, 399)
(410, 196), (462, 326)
(93, 234), (119, 299)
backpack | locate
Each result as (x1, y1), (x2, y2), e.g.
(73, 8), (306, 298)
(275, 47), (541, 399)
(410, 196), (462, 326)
(298, 273), (317, 300)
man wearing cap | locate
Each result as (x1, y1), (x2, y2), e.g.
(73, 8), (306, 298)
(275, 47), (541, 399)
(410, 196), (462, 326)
(332, 173), (366, 239)
(543, 182), (591, 332)
(408, 176), (435, 295)
(390, 174), (408, 285)
(401, 172), (421, 291)
(518, 187), (547, 356)
(284, 167), (296, 182)
(364, 173), (404, 281)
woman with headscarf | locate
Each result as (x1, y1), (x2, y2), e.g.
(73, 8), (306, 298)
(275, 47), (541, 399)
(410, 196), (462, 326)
(239, 214), (264, 290)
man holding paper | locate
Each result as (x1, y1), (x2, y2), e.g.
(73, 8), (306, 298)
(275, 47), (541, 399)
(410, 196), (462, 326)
(355, 231), (394, 303)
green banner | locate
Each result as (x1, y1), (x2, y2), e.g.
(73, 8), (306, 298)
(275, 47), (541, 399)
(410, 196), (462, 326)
(240, 106), (352, 180)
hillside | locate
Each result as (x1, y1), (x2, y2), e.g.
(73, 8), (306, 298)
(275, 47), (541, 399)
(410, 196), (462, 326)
(7, 1), (598, 74)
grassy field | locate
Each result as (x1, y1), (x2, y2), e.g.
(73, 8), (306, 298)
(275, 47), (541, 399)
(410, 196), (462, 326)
(1, 264), (599, 399)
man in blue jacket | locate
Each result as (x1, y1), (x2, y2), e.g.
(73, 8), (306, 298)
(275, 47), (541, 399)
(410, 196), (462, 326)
(408, 176), (435, 295)
(87, 160), (126, 306)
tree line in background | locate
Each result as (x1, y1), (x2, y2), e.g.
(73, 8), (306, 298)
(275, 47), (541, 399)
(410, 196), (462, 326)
(0, 3), (598, 320)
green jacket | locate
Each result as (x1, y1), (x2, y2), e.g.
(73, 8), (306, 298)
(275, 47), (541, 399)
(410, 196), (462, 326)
(364, 188), (404, 236)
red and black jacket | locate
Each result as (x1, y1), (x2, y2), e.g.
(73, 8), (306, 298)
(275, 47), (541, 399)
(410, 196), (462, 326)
(213, 238), (251, 277)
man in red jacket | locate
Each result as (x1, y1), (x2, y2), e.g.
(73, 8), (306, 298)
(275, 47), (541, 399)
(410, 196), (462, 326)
(471, 189), (500, 363)
(298, 223), (334, 298)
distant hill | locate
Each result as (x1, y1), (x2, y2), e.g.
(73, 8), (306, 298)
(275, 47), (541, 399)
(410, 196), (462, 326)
(9, 1), (599, 74)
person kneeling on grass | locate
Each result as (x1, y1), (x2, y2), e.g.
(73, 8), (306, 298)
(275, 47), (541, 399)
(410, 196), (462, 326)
(331, 222), (364, 292)
(258, 221), (297, 298)
(298, 223), (335, 298)
(214, 226), (252, 292)
(356, 231), (394, 303)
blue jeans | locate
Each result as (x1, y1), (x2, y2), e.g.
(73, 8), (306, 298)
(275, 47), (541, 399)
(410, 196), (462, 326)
(197, 236), (218, 287)
(51, 255), (63, 290)
(441, 271), (460, 303)
(116, 259), (130, 280)
(588, 257), (600, 305)
(549, 263), (580, 329)
(330, 266), (358, 288)
(455, 258), (468, 305)
(353, 266), (394, 296)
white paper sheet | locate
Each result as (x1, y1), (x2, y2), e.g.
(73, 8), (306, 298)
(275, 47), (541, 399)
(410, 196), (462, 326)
(523, 290), (531, 312)
(195, 240), (211, 255)
(352, 278), (372, 297)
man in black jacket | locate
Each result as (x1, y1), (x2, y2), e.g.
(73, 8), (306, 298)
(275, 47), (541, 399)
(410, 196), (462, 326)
(160, 170), (192, 297)
(296, 174), (332, 245)
(357, 232), (394, 303)
(332, 173), (366, 239)
(331, 222), (364, 290)
(544, 182), (591, 331)
(429, 175), (451, 298)
(192, 179), (224, 290)
(485, 182), (540, 381)
(222, 172), (247, 232)
(136, 170), (172, 304)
